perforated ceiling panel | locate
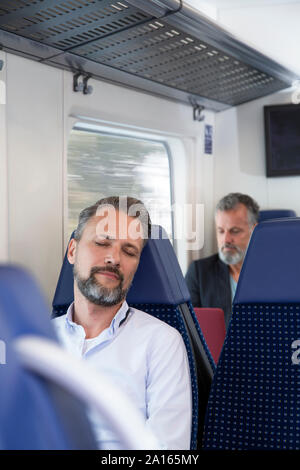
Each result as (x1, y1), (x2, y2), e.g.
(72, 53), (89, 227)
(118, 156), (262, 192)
(0, 0), (151, 50)
(0, 0), (298, 110)
(70, 18), (286, 106)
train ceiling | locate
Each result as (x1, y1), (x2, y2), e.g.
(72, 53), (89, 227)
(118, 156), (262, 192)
(0, 0), (298, 111)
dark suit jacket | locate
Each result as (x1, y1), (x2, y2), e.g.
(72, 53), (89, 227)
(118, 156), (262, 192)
(185, 253), (232, 328)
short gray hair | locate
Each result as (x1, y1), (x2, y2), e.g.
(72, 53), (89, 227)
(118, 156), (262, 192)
(74, 196), (152, 247)
(215, 192), (260, 226)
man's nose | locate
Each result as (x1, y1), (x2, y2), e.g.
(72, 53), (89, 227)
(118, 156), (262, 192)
(104, 247), (121, 266)
(224, 231), (233, 244)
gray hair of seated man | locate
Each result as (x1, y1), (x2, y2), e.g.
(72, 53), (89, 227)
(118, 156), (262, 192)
(215, 192), (260, 227)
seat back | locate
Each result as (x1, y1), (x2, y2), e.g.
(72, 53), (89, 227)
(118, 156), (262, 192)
(0, 265), (97, 450)
(193, 308), (226, 364)
(52, 231), (75, 317)
(52, 226), (215, 449)
(259, 209), (296, 222)
(203, 218), (300, 450)
(127, 226), (215, 449)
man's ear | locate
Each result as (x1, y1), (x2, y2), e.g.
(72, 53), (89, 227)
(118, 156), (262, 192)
(67, 238), (77, 265)
(250, 222), (258, 233)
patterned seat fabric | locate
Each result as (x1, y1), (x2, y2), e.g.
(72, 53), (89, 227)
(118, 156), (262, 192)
(203, 218), (300, 450)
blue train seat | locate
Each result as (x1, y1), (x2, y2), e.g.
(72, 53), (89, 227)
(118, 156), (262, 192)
(52, 225), (215, 450)
(52, 231), (75, 318)
(0, 265), (97, 450)
(259, 209), (296, 222)
(203, 218), (300, 450)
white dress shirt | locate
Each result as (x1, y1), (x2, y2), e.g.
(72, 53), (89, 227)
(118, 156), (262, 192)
(52, 301), (192, 450)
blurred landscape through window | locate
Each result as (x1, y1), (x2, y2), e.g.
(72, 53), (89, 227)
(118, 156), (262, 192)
(67, 127), (173, 241)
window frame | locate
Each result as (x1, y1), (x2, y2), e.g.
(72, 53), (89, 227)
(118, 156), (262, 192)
(0, 50), (8, 262)
(66, 121), (176, 246)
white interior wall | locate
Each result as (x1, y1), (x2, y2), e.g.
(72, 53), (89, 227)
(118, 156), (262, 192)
(63, 72), (215, 270)
(184, 0), (218, 20)
(182, 1), (300, 259)
(6, 54), (64, 304)
(217, 3), (300, 75)
(4, 2), (298, 296)
(3, 52), (213, 302)
(214, 87), (299, 209)
(4, 3), (299, 294)
(210, 3), (300, 252)
(0, 50), (8, 263)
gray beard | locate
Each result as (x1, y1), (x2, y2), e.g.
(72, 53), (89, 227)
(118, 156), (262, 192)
(218, 245), (246, 266)
(73, 266), (129, 307)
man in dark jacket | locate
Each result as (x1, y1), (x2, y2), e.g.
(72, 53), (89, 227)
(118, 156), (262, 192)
(185, 193), (259, 328)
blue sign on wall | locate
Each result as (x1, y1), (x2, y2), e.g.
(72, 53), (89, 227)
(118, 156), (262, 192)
(204, 124), (213, 155)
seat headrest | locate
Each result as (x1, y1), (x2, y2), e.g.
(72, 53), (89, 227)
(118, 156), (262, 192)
(0, 265), (57, 341)
(259, 209), (296, 222)
(234, 218), (300, 304)
(52, 238), (74, 311)
(127, 225), (191, 305)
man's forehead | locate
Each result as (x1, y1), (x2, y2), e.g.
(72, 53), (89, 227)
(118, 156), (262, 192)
(215, 204), (249, 225)
(84, 210), (145, 243)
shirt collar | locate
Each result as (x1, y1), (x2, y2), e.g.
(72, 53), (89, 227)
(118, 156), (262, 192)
(65, 300), (130, 335)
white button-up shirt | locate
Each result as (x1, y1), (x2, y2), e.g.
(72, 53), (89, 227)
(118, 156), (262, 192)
(52, 301), (192, 450)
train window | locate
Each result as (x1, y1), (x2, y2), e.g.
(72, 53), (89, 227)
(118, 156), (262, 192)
(67, 125), (173, 243)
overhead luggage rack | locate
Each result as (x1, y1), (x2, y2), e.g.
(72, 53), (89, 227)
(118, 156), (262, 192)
(0, 0), (298, 111)
(0, 0), (155, 49)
